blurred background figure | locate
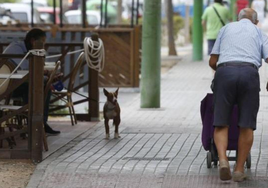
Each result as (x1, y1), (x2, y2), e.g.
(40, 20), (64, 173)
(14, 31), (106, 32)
(251, 0), (265, 27)
(236, 0), (249, 17)
(202, 0), (229, 55)
(223, 0), (230, 9)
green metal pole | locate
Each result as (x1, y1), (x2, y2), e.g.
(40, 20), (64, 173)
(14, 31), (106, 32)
(230, 0), (237, 21)
(140, 0), (161, 108)
(249, 0), (253, 7)
(193, 0), (203, 61)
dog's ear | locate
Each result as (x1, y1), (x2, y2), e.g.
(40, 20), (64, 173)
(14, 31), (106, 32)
(115, 87), (119, 96)
(103, 88), (109, 96)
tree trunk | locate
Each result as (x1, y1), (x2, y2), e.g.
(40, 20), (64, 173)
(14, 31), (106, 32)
(165, 0), (177, 56)
(117, 0), (123, 24)
(141, 0), (161, 108)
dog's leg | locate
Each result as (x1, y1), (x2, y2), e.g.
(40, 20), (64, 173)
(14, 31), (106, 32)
(104, 119), (110, 139)
(114, 117), (121, 139)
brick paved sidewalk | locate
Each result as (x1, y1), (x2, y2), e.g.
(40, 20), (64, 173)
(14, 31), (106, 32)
(27, 49), (268, 188)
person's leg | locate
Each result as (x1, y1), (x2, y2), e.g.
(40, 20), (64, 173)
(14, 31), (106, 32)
(232, 128), (253, 182)
(214, 126), (229, 161)
(235, 128), (253, 172)
(207, 39), (216, 55)
(43, 85), (60, 135)
(44, 89), (51, 124)
(214, 126), (232, 180)
(213, 66), (238, 181)
(233, 66), (259, 181)
(213, 67), (237, 161)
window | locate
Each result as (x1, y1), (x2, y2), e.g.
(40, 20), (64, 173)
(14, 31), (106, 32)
(87, 15), (98, 25)
(11, 12), (28, 22)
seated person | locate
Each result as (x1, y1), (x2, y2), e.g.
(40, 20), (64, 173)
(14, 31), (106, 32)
(3, 28), (60, 135)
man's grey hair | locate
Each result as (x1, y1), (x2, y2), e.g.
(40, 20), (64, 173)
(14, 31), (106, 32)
(238, 9), (258, 23)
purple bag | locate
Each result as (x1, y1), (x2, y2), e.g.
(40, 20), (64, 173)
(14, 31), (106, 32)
(200, 93), (239, 151)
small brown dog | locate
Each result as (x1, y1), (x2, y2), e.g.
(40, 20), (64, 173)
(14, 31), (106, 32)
(103, 88), (121, 139)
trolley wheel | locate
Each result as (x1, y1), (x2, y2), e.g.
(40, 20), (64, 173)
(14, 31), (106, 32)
(207, 152), (212, 168)
(246, 153), (251, 169)
(211, 144), (218, 167)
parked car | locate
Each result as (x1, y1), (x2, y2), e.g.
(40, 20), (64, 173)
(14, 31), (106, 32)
(0, 3), (43, 23)
(37, 7), (68, 24)
(86, 0), (117, 24)
(65, 10), (101, 25)
(0, 7), (18, 25)
(21, 0), (48, 7)
(122, 0), (143, 19)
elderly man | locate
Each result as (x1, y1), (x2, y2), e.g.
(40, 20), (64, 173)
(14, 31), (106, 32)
(209, 8), (268, 182)
(3, 28), (60, 135)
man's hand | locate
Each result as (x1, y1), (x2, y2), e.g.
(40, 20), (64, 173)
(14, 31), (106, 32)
(209, 54), (219, 71)
(202, 20), (206, 32)
(44, 69), (52, 76)
(53, 72), (63, 82)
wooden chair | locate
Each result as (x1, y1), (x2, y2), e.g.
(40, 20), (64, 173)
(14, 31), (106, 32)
(0, 59), (16, 103)
(0, 59), (61, 151)
(49, 52), (85, 125)
(0, 59), (24, 148)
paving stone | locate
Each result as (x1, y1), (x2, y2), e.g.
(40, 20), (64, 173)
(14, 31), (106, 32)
(27, 44), (268, 188)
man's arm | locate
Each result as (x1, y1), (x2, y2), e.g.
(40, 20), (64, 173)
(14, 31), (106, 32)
(201, 9), (207, 32)
(3, 42), (27, 68)
(265, 58), (268, 91)
(202, 20), (206, 32)
(209, 54), (219, 71)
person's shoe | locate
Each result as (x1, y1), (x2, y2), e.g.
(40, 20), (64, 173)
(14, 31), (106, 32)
(219, 160), (232, 181)
(233, 171), (247, 182)
(44, 124), (61, 135)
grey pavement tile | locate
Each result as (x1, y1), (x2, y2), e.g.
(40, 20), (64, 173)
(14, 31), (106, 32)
(27, 45), (268, 188)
